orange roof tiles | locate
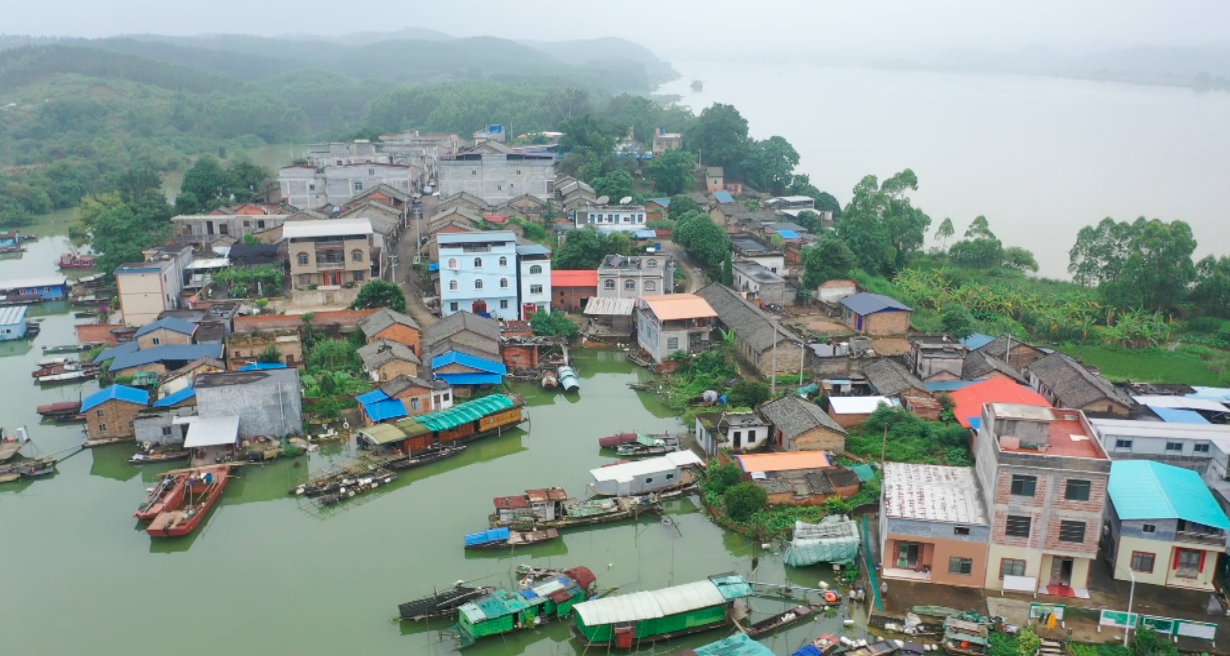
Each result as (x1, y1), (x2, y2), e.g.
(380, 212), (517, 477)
(949, 377), (1050, 428)
(734, 451), (831, 473)
(640, 294), (718, 321)
(552, 270), (599, 287)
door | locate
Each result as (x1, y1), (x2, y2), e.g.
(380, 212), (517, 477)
(472, 300), (488, 316)
(1049, 557), (1074, 586)
(732, 431), (742, 449)
(897, 542), (920, 569)
(325, 271), (341, 286)
(1174, 549), (1203, 579)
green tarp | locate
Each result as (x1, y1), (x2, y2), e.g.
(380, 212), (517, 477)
(849, 464), (876, 482)
(784, 516), (861, 567)
(694, 633), (776, 656)
(416, 394), (514, 432)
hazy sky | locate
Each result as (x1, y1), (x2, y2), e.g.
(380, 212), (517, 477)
(7, 0), (1230, 58)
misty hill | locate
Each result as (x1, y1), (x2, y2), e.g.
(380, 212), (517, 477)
(924, 42), (1230, 87)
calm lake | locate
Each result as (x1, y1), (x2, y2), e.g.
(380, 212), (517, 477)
(659, 61), (1230, 278)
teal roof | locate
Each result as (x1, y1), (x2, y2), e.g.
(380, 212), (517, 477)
(694, 633), (776, 656)
(1109, 460), (1230, 530)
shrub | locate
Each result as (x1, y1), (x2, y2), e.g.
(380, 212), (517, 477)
(724, 482), (768, 521)
(702, 461), (743, 498)
(727, 381), (770, 408)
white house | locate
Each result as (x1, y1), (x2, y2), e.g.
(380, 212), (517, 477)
(516, 244), (552, 320)
(438, 231), (520, 320)
(695, 412), (772, 454)
(575, 205), (648, 232)
(588, 451), (702, 497)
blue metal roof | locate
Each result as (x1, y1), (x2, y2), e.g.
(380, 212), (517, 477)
(430, 351), (507, 375)
(960, 333), (996, 350)
(925, 380), (979, 393)
(238, 362), (287, 371)
(648, 197), (671, 207)
(109, 344), (225, 372)
(1188, 387), (1230, 403)
(839, 292), (913, 315)
(1152, 407), (1209, 424)
(153, 386), (196, 407)
(712, 191), (734, 204)
(356, 389), (390, 405)
(435, 373), (504, 386)
(134, 317), (197, 338)
(356, 389), (409, 422)
(94, 341), (139, 363)
(82, 385), (150, 412)
(776, 229), (799, 239)
(1109, 460), (1230, 530)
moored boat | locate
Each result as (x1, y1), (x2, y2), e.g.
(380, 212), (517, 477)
(42, 342), (103, 354)
(130, 449), (191, 465)
(0, 426), (31, 463)
(70, 295), (109, 306)
(318, 469), (397, 506)
(557, 365), (580, 392)
(135, 473), (189, 520)
(448, 566), (597, 647)
(571, 573), (753, 648)
(147, 467), (229, 537)
(541, 370), (558, 389)
(490, 488), (662, 530)
(32, 362), (97, 378)
(58, 253), (96, 269)
(398, 584), (494, 621)
(387, 444), (465, 470)
(744, 605), (813, 638)
(36, 401), (82, 417)
(598, 432), (638, 449)
(614, 433), (680, 457)
(0, 456), (57, 484)
(37, 369), (98, 385)
(36, 356), (76, 367)
(463, 527), (560, 549)
(795, 634), (843, 656)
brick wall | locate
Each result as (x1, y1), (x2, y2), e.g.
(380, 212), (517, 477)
(85, 400), (145, 440)
(990, 466), (1108, 558)
(137, 328), (193, 350)
(372, 324), (421, 356)
(376, 359), (419, 382)
(554, 286), (596, 312)
(502, 344), (539, 370)
(864, 311), (912, 336)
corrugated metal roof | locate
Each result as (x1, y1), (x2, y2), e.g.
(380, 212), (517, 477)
(153, 386), (196, 407)
(1109, 460), (1230, 530)
(694, 633), (775, 656)
(960, 333), (996, 350)
(414, 394), (515, 433)
(650, 580), (727, 616)
(590, 451), (701, 483)
(183, 415), (240, 448)
(949, 377), (1050, 429)
(882, 462), (987, 524)
(1151, 407), (1209, 424)
(436, 373), (504, 386)
(712, 191), (734, 204)
(575, 590), (663, 625)
(282, 218), (372, 239)
(430, 351), (506, 375)
(1133, 395), (1227, 413)
(839, 292), (913, 315)
(358, 423), (407, 446)
(583, 297), (635, 316)
(82, 385), (149, 412)
(109, 344), (225, 372)
(0, 305), (27, 325)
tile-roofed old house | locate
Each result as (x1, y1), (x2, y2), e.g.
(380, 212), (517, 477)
(358, 339), (422, 382)
(863, 359), (930, 400)
(977, 335), (1047, 371)
(423, 310), (501, 358)
(757, 395), (847, 452)
(1026, 352), (1133, 417)
(358, 307), (421, 355)
(961, 349), (1028, 384)
(694, 283), (804, 378)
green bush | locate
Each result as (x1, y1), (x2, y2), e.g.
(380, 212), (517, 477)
(727, 381), (770, 408)
(701, 461), (743, 499)
(724, 482), (767, 521)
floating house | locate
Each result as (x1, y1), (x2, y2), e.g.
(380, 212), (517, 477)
(571, 574), (753, 648)
(357, 393), (524, 454)
(83, 384), (151, 442)
(0, 306), (29, 340)
(0, 275), (69, 302)
(588, 451), (702, 497)
(454, 567), (596, 647)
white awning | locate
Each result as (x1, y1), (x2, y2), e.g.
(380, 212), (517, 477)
(584, 297), (635, 316)
(183, 415), (240, 448)
(1002, 575), (1037, 594)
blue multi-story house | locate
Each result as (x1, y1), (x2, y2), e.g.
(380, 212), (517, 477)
(438, 231), (519, 321)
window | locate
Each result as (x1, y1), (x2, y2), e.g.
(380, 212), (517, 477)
(645, 478), (653, 484)
(299, 274), (310, 286)
(447, 258), (457, 269)
(474, 257), (482, 268)
(1000, 559), (1026, 579)
(309, 184), (315, 191)
(953, 526), (970, 536)
(353, 182), (363, 191)
(1115, 439), (1132, 450)
(243, 220), (251, 228)
(1130, 551), (1155, 573)
(666, 473), (674, 480)
(1005, 515), (1031, 538)
(499, 300), (508, 309)
(667, 337), (679, 350)
(1165, 442), (1183, 452)
(1058, 520), (1086, 543)
(1065, 479), (1091, 501)
(443, 392), (450, 402)
(1175, 549), (1203, 578)
(448, 280), (458, 291)
(257, 220), (265, 229)
(298, 253), (309, 266)
(474, 280), (483, 290)
(98, 423), (107, 432)
(352, 250), (363, 262)
(1194, 443), (1210, 453)
(161, 426), (172, 436)
(530, 284), (543, 294)
(411, 398), (420, 411)
(368, 168), (375, 175)
(1142, 524), (1156, 533)
(529, 265), (542, 274)
(499, 278), (509, 288)
(604, 280), (615, 290)
(96, 410), (105, 418)
(1010, 475), (1037, 497)
(624, 280), (636, 291)
(499, 256), (508, 267)
(218, 224), (229, 235)
(352, 271), (364, 282)
(647, 259), (657, 267)
(644, 281), (656, 292)
(949, 557), (973, 575)
(471, 170), (477, 176)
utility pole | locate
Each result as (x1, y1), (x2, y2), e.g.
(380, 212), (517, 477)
(770, 321), (778, 396)
(1123, 570), (1136, 647)
(880, 424), (889, 464)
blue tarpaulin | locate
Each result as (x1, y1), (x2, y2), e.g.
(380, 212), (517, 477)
(1152, 407), (1210, 424)
(428, 262), (439, 271)
(464, 527), (510, 546)
(777, 229), (799, 239)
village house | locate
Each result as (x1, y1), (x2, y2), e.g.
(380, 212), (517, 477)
(115, 246), (194, 327)
(694, 412), (773, 456)
(358, 339), (422, 382)
(97, 342), (225, 378)
(597, 254), (674, 300)
(551, 270), (598, 312)
(380, 375), (453, 416)
(423, 311), (501, 361)
(962, 350), (1029, 384)
(283, 218), (375, 290)
(133, 405), (195, 449)
(863, 359), (931, 402)
(82, 385), (150, 442)
(588, 451), (703, 497)
(839, 292), (913, 336)
(1103, 460), (1230, 591)
(949, 377), (1051, 429)
(651, 127), (683, 154)
(306, 140), (390, 167)
(880, 463), (991, 588)
(731, 261), (786, 305)
(357, 308), (421, 356)
(977, 335), (1047, 372)
(973, 403), (1111, 593)
(582, 297), (636, 337)
(231, 309), (376, 336)
(808, 337), (875, 380)
(194, 369), (303, 438)
(574, 204), (648, 232)
(556, 177), (597, 210)
(438, 231), (520, 320)
(437, 141), (554, 204)
(1087, 419), (1230, 511)
(695, 283), (804, 378)
(635, 294), (717, 362)
(278, 163), (414, 210)
(225, 331), (302, 370)
(755, 467), (861, 507)
(134, 317), (196, 350)
(171, 214), (290, 248)
(731, 236), (786, 276)
(827, 396), (896, 429)
(758, 395), (848, 452)
(1026, 353), (1134, 417)
(705, 167), (724, 192)
(906, 335), (967, 382)
(517, 244), (552, 320)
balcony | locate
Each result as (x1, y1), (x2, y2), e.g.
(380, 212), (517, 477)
(1175, 530), (1226, 547)
(316, 261), (346, 270)
(314, 240), (344, 249)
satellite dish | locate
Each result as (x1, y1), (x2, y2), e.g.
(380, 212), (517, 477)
(619, 196), (633, 205)
(596, 195), (610, 205)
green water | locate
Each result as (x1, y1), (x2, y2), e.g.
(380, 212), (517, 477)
(2, 239), (866, 656)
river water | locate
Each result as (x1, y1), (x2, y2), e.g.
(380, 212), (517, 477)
(658, 61), (1230, 278)
(2, 237), (862, 655)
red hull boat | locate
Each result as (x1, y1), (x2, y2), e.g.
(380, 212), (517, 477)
(147, 467), (229, 537)
(134, 474), (189, 520)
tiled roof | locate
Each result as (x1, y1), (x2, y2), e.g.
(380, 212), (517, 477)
(978, 335), (1041, 359)
(552, 270), (598, 287)
(380, 374), (449, 396)
(358, 307), (420, 337)
(863, 359), (928, 397)
(758, 395), (846, 439)
(839, 292), (913, 315)
(1028, 353), (1133, 409)
(423, 311), (501, 347)
(695, 283), (801, 354)
(961, 350), (1027, 383)
(358, 339), (421, 368)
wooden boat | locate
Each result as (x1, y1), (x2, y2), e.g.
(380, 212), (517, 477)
(744, 605), (813, 638)
(42, 342), (103, 354)
(541, 370), (558, 389)
(70, 295), (109, 306)
(0, 427), (31, 463)
(463, 527), (560, 549)
(598, 432), (638, 449)
(398, 584), (494, 621)
(36, 356), (76, 367)
(614, 434), (680, 457)
(38, 369), (97, 385)
(36, 401), (82, 417)
(318, 470), (397, 506)
(147, 467), (229, 537)
(32, 362), (97, 378)
(0, 456), (57, 484)
(24, 322), (40, 338)
(58, 253), (96, 269)
(77, 273), (106, 285)
(130, 449), (191, 465)
(941, 617), (989, 656)
(0, 292), (41, 306)
(387, 444), (465, 470)
(490, 489), (662, 530)
(557, 365), (580, 392)
(73, 311), (100, 318)
(800, 634), (843, 655)
(134, 474), (189, 520)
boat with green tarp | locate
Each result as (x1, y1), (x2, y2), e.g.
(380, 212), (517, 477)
(571, 573), (753, 649)
(447, 565), (596, 647)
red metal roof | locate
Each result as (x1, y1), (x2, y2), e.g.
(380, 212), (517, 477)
(948, 377), (1050, 428)
(493, 495), (529, 509)
(552, 270), (598, 288)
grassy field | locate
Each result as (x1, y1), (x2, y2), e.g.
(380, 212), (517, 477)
(1060, 344), (1226, 386)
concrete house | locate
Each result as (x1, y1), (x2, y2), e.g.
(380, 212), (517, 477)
(551, 270), (598, 312)
(907, 335), (967, 382)
(438, 141), (554, 204)
(194, 369), (302, 438)
(731, 261), (786, 305)
(1089, 419), (1230, 512)
(516, 244), (552, 320)
(358, 308), (421, 356)
(635, 294), (717, 362)
(283, 218), (374, 290)
(695, 283), (804, 378)
(597, 254), (674, 300)
(651, 127), (683, 154)
(839, 293), (913, 335)
(134, 317), (196, 350)
(694, 412), (773, 456)
(171, 214), (289, 248)
(0, 306), (28, 341)
(278, 163), (414, 210)
(817, 279), (858, 304)
(705, 167), (724, 192)
(1104, 460), (1230, 591)
(880, 463), (991, 588)
(973, 403), (1111, 593)
(82, 385), (150, 442)
(731, 236), (786, 276)
(1026, 353), (1133, 417)
(575, 205), (649, 232)
(759, 395), (848, 452)
(438, 231), (520, 320)
(115, 246), (193, 327)
(358, 339), (422, 382)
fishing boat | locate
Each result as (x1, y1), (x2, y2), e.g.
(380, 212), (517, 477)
(36, 356), (76, 367)
(540, 370), (558, 389)
(744, 605), (814, 638)
(691, 79), (704, 92)
(794, 634), (843, 656)
(290, 465), (397, 498)
(0, 292), (41, 306)
(318, 469), (398, 506)
(134, 473), (189, 520)
(37, 369), (98, 385)
(58, 253), (96, 269)
(130, 448), (191, 465)
(557, 365), (580, 392)
(146, 467), (229, 537)
(70, 295), (109, 307)
(387, 444), (465, 470)
(614, 433), (680, 457)
(463, 527), (560, 550)
(36, 401), (82, 417)
(490, 488), (662, 530)
(73, 311), (100, 318)
(0, 456), (57, 484)
(398, 584), (494, 621)
(32, 362), (97, 378)
(42, 342), (103, 354)
(0, 426), (31, 462)
(571, 573), (753, 648)
(448, 566), (597, 647)
(76, 273), (106, 285)
(598, 432), (638, 449)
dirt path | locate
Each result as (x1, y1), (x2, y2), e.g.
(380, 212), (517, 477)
(661, 242), (707, 293)
(395, 216), (438, 329)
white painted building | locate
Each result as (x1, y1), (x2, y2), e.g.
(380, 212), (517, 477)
(279, 163), (414, 210)
(588, 451), (702, 497)
(516, 244), (552, 320)
(437, 141), (554, 204)
(575, 205), (649, 232)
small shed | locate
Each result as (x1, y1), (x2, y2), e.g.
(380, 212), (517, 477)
(839, 292), (913, 335)
(588, 451), (702, 497)
(181, 415), (240, 462)
(827, 396), (896, 428)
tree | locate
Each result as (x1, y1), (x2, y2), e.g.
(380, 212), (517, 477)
(835, 170), (931, 276)
(350, 280), (407, 313)
(554, 228), (630, 270)
(228, 161), (269, 203)
(530, 308), (579, 339)
(685, 103), (750, 176)
(257, 344), (282, 363)
(1192, 255), (1230, 318)
(724, 482), (768, 521)
(743, 136), (799, 194)
(802, 237), (857, 289)
(941, 306), (975, 339)
(1068, 217), (1139, 287)
(949, 237), (1004, 269)
(964, 215), (994, 239)
(727, 381), (770, 408)
(703, 461), (743, 497)
(647, 148), (695, 195)
(558, 113), (621, 160)
(1001, 247), (1039, 273)
(668, 194), (701, 217)
(307, 339), (360, 372)
(934, 217), (955, 249)
(591, 169), (634, 202)
(1069, 217), (1197, 312)
(673, 214), (730, 272)
(178, 155), (232, 213)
